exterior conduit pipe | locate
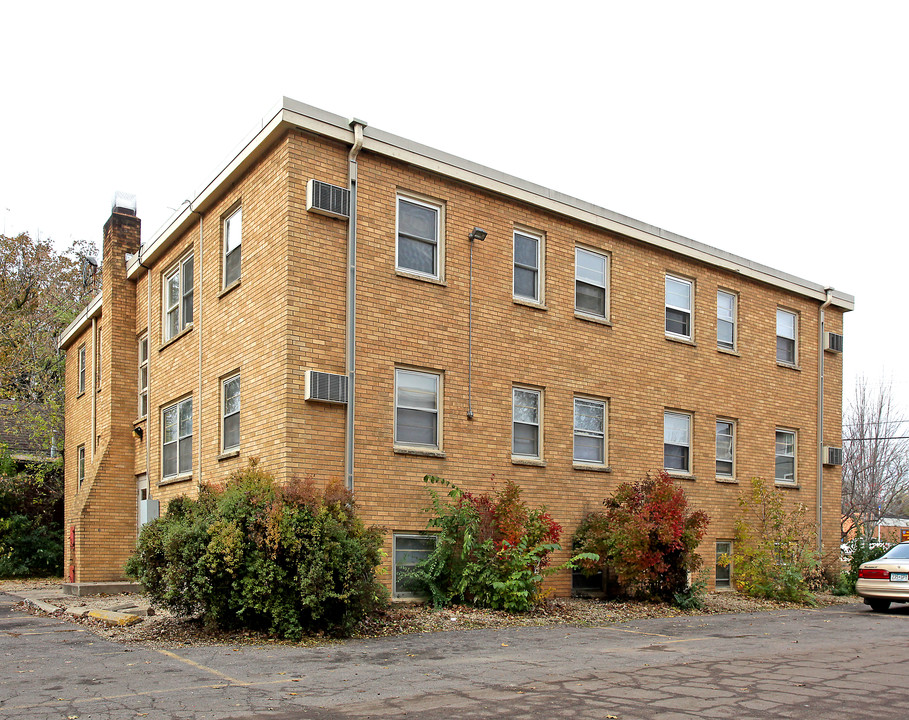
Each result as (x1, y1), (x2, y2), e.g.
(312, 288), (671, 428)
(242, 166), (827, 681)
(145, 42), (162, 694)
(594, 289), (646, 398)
(192, 206), (203, 494)
(817, 287), (834, 554)
(345, 119), (366, 493)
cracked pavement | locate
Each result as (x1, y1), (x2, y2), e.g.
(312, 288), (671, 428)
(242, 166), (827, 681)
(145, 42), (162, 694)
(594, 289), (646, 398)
(2, 592), (907, 719)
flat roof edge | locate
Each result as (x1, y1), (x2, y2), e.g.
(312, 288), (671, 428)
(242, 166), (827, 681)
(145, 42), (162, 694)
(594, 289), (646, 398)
(126, 97), (853, 310)
(59, 293), (102, 350)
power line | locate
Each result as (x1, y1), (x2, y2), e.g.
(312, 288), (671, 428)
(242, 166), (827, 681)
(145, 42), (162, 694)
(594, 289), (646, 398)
(843, 436), (909, 442)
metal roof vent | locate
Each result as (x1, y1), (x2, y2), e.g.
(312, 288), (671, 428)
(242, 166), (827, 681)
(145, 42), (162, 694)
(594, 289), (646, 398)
(112, 191), (137, 216)
(306, 180), (349, 219)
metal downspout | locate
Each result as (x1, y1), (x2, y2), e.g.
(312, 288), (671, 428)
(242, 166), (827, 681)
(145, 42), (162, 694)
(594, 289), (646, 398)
(345, 119), (366, 492)
(91, 317), (97, 462)
(817, 288), (834, 554)
(194, 209), (203, 493)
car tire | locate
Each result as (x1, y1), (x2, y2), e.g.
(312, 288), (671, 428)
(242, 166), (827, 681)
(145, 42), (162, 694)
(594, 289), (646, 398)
(869, 599), (891, 612)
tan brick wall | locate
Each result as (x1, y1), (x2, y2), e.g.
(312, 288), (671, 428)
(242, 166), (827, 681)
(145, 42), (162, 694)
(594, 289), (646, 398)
(63, 128), (847, 594)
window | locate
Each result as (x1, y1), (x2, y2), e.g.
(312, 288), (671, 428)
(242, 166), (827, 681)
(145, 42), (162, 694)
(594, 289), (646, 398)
(394, 369), (440, 448)
(138, 337), (148, 418)
(78, 344), (86, 395)
(716, 420), (735, 477)
(664, 411), (691, 473)
(163, 254), (194, 342)
(665, 275), (693, 340)
(574, 398), (606, 465)
(717, 290), (736, 350)
(162, 397), (192, 479)
(513, 230), (541, 302)
(512, 388), (541, 458)
(776, 309), (797, 364)
(775, 429), (796, 482)
(393, 534), (436, 598)
(224, 206), (242, 287)
(575, 247), (608, 319)
(77, 445), (85, 488)
(396, 196), (441, 279)
(222, 374), (240, 452)
(716, 541), (732, 589)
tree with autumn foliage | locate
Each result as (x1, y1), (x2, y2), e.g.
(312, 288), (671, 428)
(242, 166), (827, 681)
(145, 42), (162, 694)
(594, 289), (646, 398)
(0, 231), (97, 455)
(573, 471), (710, 602)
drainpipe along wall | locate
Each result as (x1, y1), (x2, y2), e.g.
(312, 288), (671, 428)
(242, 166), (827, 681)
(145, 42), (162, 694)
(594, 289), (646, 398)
(817, 288), (834, 553)
(345, 120), (366, 492)
(194, 210), (204, 493)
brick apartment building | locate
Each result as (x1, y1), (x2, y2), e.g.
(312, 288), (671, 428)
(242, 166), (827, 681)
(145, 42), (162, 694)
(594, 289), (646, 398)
(59, 98), (853, 595)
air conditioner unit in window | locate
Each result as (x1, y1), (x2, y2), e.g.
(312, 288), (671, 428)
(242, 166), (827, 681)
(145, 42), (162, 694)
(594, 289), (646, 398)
(306, 179), (350, 219)
(824, 331), (844, 353)
(305, 370), (348, 404)
(823, 446), (844, 467)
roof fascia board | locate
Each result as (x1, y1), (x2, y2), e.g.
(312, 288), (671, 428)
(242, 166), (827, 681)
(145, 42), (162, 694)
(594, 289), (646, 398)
(59, 292), (102, 350)
(126, 97), (854, 311)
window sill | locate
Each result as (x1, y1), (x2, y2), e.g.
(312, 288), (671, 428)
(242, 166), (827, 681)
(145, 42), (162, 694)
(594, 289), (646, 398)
(575, 312), (612, 327)
(134, 417), (147, 426)
(717, 347), (740, 357)
(776, 361), (801, 371)
(715, 476), (739, 484)
(774, 481), (800, 489)
(666, 471), (696, 481)
(218, 279), (241, 299)
(159, 325), (193, 352)
(573, 463), (611, 473)
(394, 446), (446, 458)
(395, 269), (447, 287)
(513, 297), (547, 311)
(665, 335), (696, 347)
(512, 457), (546, 467)
(218, 449), (240, 461)
(159, 473), (193, 487)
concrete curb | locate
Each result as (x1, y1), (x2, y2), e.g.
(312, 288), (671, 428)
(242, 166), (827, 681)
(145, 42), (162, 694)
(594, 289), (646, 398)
(87, 609), (142, 626)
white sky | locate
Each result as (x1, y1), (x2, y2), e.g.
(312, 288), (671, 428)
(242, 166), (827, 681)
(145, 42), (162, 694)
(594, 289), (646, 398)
(3, 1), (906, 417)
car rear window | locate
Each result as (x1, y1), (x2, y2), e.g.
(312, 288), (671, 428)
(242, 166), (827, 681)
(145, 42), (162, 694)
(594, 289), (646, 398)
(880, 543), (909, 560)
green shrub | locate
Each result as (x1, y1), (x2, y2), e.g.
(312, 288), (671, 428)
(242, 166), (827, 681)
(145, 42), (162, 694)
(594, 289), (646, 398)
(839, 536), (894, 594)
(729, 477), (817, 603)
(413, 475), (573, 612)
(573, 471), (709, 604)
(0, 459), (63, 577)
(125, 460), (386, 638)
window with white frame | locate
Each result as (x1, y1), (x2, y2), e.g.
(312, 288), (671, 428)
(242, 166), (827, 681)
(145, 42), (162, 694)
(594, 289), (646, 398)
(393, 534), (436, 598)
(163, 255), (194, 342)
(575, 247), (608, 319)
(162, 397), (192, 479)
(513, 230), (541, 301)
(717, 290), (736, 350)
(78, 344), (86, 395)
(138, 336), (148, 418)
(716, 419), (735, 477)
(664, 411), (691, 473)
(574, 398), (606, 465)
(77, 444), (85, 488)
(396, 195), (441, 279)
(95, 326), (102, 390)
(222, 374), (240, 452)
(775, 429), (796, 482)
(394, 369), (440, 448)
(224, 206), (242, 287)
(665, 275), (693, 340)
(776, 309), (797, 364)
(512, 387), (541, 459)
(716, 541), (732, 588)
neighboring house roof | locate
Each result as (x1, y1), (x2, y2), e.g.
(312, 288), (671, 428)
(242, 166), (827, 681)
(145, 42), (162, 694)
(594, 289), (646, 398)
(0, 400), (58, 461)
(59, 97), (855, 348)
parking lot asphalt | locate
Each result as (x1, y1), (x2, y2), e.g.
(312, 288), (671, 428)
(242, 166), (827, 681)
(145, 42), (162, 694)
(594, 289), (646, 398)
(2, 592), (907, 720)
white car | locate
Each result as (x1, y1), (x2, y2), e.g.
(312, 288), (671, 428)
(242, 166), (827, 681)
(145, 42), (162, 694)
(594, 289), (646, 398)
(856, 541), (909, 612)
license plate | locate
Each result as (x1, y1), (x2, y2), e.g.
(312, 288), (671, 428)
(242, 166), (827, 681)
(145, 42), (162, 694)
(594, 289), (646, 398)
(891, 573), (909, 582)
